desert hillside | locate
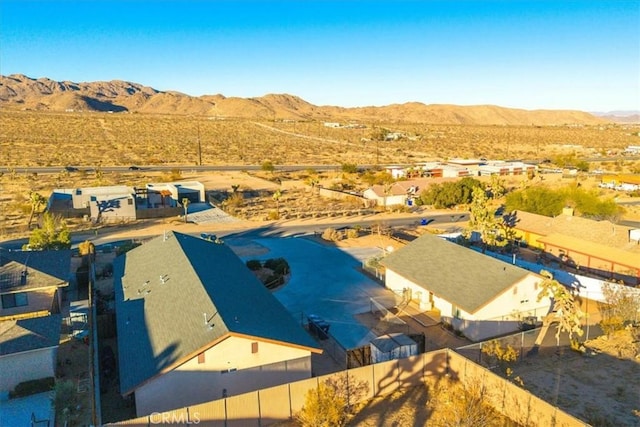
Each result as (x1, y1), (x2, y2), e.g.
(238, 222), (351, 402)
(0, 74), (605, 125)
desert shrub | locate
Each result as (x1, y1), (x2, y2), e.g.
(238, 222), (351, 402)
(295, 373), (369, 427)
(225, 192), (244, 208)
(261, 160), (275, 173)
(427, 377), (501, 427)
(165, 168), (182, 181)
(267, 210), (280, 220)
(345, 228), (359, 239)
(600, 316), (624, 337)
(246, 259), (262, 271)
(296, 382), (346, 427)
(322, 227), (343, 242)
(340, 162), (358, 174)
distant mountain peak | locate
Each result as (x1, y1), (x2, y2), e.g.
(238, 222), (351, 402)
(0, 74), (606, 125)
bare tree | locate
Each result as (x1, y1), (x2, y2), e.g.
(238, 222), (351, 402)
(536, 270), (586, 348)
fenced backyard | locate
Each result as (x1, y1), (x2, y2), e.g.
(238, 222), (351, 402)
(106, 349), (588, 427)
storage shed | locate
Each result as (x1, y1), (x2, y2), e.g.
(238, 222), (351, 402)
(370, 333), (418, 363)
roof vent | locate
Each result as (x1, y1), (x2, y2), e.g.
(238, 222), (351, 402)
(160, 274), (168, 284)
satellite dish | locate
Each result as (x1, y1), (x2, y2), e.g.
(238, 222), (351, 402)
(386, 246), (394, 253)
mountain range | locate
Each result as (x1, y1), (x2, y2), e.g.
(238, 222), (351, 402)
(0, 74), (617, 125)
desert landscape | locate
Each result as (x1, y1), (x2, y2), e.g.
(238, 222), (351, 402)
(1, 76), (639, 427)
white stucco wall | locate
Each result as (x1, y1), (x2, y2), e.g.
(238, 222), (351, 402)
(134, 336), (313, 417)
(89, 193), (137, 221)
(385, 269), (552, 341)
(0, 347), (57, 393)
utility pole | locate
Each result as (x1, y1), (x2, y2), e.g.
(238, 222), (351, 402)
(196, 119), (202, 166)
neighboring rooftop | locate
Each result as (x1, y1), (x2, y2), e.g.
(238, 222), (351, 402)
(114, 231), (321, 395)
(0, 249), (71, 292)
(381, 233), (535, 314)
(0, 314), (62, 356)
(512, 210), (640, 252)
(538, 233), (640, 271)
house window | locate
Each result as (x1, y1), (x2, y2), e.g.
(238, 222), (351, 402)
(1, 292), (28, 309)
(197, 352), (205, 364)
(221, 367), (237, 374)
(251, 342), (258, 354)
(127, 199), (133, 205)
(451, 305), (461, 319)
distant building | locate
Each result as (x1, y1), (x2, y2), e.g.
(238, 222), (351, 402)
(48, 181), (205, 222)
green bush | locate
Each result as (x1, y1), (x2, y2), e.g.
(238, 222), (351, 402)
(264, 257), (289, 275)
(11, 377), (54, 398)
(246, 260), (262, 271)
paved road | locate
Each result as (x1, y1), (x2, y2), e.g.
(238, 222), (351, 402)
(0, 211), (469, 250)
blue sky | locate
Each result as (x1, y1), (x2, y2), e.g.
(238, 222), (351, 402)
(1, 0), (639, 111)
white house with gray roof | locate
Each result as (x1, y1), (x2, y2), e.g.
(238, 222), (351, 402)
(381, 233), (551, 341)
(114, 231), (321, 417)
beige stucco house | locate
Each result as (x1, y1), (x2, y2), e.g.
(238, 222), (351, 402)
(114, 231), (321, 417)
(381, 233), (551, 341)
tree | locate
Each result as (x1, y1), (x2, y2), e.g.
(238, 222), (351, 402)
(536, 270), (585, 348)
(27, 213), (71, 250)
(27, 191), (47, 229)
(272, 189), (282, 218)
(181, 198), (190, 223)
(488, 175), (507, 199)
(468, 187), (496, 252)
(418, 178), (482, 208)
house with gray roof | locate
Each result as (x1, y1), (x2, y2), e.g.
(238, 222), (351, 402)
(0, 249), (70, 394)
(0, 314), (62, 393)
(114, 231), (321, 417)
(381, 233), (551, 341)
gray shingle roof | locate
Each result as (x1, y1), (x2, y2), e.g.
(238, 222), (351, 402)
(381, 233), (534, 314)
(0, 249), (71, 292)
(114, 231), (320, 395)
(0, 314), (62, 356)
